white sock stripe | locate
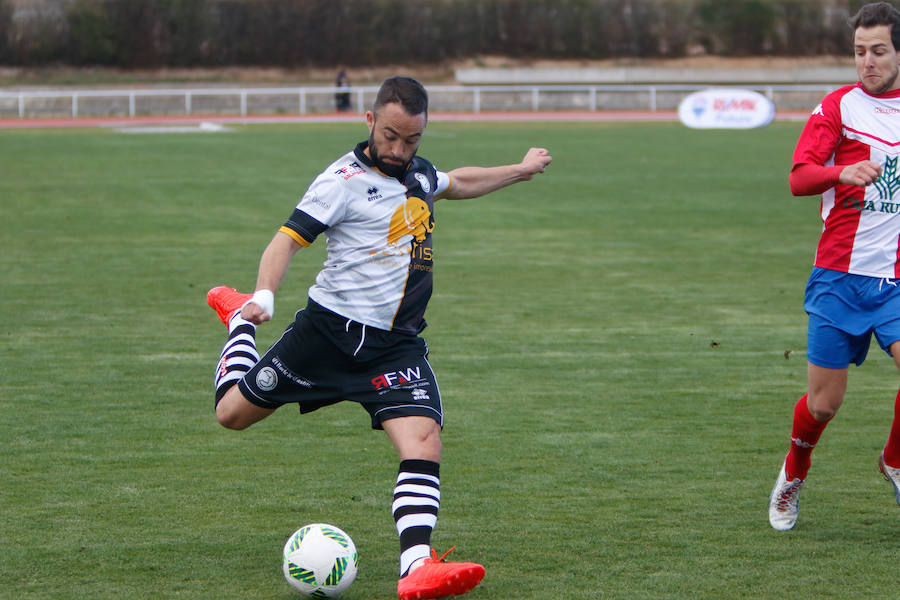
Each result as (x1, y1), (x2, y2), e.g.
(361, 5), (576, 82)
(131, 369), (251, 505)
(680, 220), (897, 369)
(220, 348), (258, 365)
(400, 545), (431, 577)
(392, 496), (440, 513)
(791, 436), (817, 449)
(223, 333), (256, 353)
(396, 513), (437, 533)
(394, 483), (441, 499)
(227, 314), (255, 331)
(396, 472), (440, 486)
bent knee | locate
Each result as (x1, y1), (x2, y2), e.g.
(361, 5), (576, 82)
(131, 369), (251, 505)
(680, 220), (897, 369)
(215, 388), (274, 430)
(806, 394), (841, 422)
(809, 405), (838, 422)
(216, 408), (251, 430)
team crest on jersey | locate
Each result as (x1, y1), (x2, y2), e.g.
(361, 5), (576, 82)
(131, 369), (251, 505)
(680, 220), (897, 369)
(335, 161), (366, 180)
(414, 172), (431, 194)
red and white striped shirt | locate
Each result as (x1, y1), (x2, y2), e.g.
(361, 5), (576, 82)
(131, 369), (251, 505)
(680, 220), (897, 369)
(791, 83), (900, 278)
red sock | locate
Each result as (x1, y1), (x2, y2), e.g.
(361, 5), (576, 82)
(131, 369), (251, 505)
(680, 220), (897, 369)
(883, 389), (900, 468)
(784, 394), (830, 480)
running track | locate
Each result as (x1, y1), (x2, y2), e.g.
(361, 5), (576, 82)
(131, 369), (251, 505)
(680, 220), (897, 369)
(0, 110), (811, 129)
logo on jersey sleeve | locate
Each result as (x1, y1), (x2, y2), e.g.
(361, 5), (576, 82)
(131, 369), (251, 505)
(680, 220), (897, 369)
(414, 172), (432, 194)
(388, 196), (433, 245)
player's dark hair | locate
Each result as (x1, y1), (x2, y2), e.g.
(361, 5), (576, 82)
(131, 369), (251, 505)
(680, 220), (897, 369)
(851, 2), (900, 50)
(374, 77), (428, 119)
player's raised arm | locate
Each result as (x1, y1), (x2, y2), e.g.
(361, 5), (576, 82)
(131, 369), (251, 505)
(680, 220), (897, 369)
(439, 147), (552, 200)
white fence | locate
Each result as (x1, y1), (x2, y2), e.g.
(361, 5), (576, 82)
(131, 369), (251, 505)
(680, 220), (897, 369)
(0, 84), (839, 119)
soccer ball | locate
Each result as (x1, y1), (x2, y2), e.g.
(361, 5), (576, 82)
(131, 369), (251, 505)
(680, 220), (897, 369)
(282, 523), (358, 598)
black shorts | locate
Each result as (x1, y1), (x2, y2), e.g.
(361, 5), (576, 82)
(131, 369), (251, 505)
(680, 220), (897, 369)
(237, 299), (443, 430)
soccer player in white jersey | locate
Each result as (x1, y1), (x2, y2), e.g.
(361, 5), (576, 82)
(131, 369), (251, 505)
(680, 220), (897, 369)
(768, 2), (900, 531)
(206, 77), (552, 597)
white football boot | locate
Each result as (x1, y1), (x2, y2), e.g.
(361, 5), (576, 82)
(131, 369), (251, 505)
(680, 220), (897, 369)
(879, 452), (900, 506)
(768, 460), (804, 531)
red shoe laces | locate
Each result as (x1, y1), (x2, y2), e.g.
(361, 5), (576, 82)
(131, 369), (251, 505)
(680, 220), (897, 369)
(432, 546), (457, 562)
(775, 481), (801, 509)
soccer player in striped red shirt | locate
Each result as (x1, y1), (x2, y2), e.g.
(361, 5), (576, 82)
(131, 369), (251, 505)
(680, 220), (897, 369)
(769, 2), (900, 530)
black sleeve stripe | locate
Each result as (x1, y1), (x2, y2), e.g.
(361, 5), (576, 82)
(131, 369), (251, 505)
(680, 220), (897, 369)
(282, 208), (328, 245)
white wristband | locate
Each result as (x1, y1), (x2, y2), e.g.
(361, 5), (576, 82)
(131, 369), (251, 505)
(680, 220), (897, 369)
(245, 289), (274, 318)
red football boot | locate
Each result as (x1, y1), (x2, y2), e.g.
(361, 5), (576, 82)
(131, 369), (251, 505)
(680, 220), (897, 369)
(206, 286), (252, 326)
(397, 547), (485, 600)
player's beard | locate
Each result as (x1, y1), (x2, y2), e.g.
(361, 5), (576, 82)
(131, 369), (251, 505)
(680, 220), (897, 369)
(368, 133), (414, 179)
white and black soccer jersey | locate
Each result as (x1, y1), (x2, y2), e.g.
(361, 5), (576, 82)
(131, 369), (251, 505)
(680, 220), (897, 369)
(279, 142), (451, 334)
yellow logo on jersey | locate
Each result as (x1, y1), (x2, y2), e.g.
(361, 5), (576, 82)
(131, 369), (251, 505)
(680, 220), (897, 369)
(388, 196), (433, 245)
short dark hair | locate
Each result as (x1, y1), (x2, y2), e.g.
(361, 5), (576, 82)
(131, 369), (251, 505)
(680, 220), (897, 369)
(373, 77), (428, 118)
(850, 2), (900, 50)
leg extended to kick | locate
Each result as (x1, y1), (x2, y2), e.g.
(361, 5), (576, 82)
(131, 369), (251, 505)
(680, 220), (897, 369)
(209, 286), (277, 430)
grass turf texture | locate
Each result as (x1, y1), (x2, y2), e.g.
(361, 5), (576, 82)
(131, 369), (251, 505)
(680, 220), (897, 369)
(2, 120), (900, 599)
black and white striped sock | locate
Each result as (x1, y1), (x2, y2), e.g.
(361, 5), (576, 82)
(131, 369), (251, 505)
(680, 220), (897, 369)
(393, 459), (440, 577)
(214, 313), (258, 405)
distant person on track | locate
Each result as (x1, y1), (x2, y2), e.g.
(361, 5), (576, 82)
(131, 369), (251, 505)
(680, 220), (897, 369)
(335, 68), (352, 112)
(768, 1), (900, 530)
(206, 76), (551, 598)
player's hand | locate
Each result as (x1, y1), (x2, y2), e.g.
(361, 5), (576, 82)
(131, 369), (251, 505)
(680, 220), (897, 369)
(520, 147), (552, 180)
(840, 160), (882, 187)
(240, 301), (271, 325)
(240, 290), (274, 325)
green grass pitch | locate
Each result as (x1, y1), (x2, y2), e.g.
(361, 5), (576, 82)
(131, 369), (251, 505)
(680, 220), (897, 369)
(2, 119), (900, 599)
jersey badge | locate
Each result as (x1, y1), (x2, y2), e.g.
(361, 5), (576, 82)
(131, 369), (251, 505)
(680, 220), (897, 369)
(414, 172), (431, 194)
(874, 156), (900, 200)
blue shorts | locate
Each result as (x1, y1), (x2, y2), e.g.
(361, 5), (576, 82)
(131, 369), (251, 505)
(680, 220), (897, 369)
(804, 267), (900, 368)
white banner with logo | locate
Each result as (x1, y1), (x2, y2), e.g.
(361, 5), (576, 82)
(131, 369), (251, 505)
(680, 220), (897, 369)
(678, 88), (775, 129)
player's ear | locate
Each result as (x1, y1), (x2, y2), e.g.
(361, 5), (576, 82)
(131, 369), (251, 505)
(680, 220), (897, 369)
(365, 111), (375, 133)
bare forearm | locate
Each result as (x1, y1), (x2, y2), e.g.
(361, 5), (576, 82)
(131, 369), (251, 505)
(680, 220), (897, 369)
(442, 165), (531, 199)
(441, 147), (552, 200)
(256, 231), (302, 292)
